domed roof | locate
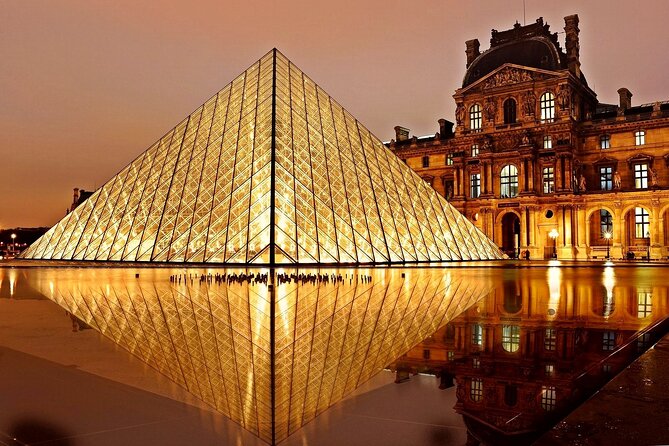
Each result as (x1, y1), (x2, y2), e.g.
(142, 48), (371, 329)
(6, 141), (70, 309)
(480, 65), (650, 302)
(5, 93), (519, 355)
(462, 18), (568, 88)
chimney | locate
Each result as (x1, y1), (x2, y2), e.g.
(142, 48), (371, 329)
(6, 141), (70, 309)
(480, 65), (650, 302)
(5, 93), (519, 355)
(564, 15), (581, 77)
(438, 119), (454, 139)
(72, 188), (79, 204)
(465, 39), (480, 68)
(618, 88), (633, 111)
(394, 126), (410, 141)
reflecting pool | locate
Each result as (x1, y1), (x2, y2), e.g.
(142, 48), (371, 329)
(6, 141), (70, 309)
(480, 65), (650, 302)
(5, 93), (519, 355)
(0, 264), (667, 446)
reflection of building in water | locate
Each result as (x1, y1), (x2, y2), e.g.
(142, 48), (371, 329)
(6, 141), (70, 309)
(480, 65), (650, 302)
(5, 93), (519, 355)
(391, 14), (669, 260)
(394, 269), (669, 445)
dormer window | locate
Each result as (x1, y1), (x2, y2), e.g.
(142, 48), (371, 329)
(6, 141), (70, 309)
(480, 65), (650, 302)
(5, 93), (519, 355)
(470, 104), (482, 131)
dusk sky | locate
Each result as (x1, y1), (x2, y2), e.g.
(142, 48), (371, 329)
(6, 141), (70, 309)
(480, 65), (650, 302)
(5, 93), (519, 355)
(2, 0), (668, 228)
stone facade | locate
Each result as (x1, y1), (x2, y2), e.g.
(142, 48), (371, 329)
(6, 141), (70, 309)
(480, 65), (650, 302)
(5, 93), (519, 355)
(390, 15), (669, 260)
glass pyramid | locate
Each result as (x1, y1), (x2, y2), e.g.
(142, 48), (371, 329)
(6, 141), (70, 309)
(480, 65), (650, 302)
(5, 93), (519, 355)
(21, 49), (503, 264)
(27, 267), (494, 444)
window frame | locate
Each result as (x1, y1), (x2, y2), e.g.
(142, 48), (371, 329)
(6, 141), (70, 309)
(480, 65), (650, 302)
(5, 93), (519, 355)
(635, 130), (646, 146)
(600, 134), (611, 149)
(600, 209), (613, 237)
(540, 92), (556, 122)
(634, 207), (650, 239)
(500, 164), (519, 198)
(470, 104), (482, 131)
(502, 325), (520, 352)
(541, 386), (557, 411)
(503, 98), (517, 124)
(471, 144), (479, 157)
(421, 155), (430, 168)
(634, 163), (648, 189)
(472, 323), (483, 345)
(470, 173), (481, 199)
(543, 135), (553, 149)
(542, 166), (555, 194)
(470, 378), (483, 402)
(599, 166), (613, 191)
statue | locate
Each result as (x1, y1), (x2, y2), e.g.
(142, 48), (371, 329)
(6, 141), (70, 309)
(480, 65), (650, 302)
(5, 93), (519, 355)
(455, 103), (465, 126)
(523, 91), (536, 116)
(614, 171), (622, 189)
(446, 184), (453, 200)
(649, 167), (659, 187)
(579, 174), (586, 192)
(484, 98), (497, 122)
(558, 85), (571, 110)
(521, 131), (531, 145)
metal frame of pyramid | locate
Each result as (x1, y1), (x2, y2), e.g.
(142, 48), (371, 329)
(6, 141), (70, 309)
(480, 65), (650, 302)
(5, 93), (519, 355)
(21, 49), (503, 265)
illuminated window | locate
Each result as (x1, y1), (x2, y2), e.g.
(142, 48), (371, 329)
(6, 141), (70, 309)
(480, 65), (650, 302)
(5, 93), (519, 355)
(472, 324), (483, 345)
(543, 135), (553, 149)
(545, 363), (555, 376)
(470, 378), (483, 402)
(423, 349), (430, 359)
(599, 166), (613, 191)
(634, 164), (648, 189)
(502, 325), (520, 352)
(637, 291), (652, 318)
(470, 104), (482, 131)
(472, 357), (481, 369)
(446, 153), (453, 166)
(600, 134), (611, 149)
(600, 210), (613, 236)
(603, 331), (616, 351)
(500, 165), (518, 198)
(542, 167), (555, 194)
(541, 386), (557, 411)
(422, 155), (430, 168)
(540, 92), (555, 122)
(635, 207), (650, 238)
(544, 328), (557, 351)
(448, 351), (455, 361)
(471, 144), (479, 157)
(503, 98), (517, 124)
(470, 174), (481, 198)
(635, 130), (645, 146)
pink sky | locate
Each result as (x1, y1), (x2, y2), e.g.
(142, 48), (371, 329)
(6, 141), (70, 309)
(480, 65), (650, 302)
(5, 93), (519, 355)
(2, 0), (668, 228)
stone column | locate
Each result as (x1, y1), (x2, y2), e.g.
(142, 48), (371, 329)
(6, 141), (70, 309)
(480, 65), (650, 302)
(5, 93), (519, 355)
(650, 201), (662, 259)
(576, 206), (588, 259)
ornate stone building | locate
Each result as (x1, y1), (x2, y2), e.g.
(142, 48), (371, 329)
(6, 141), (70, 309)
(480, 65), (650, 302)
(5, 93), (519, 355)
(390, 15), (669, 259)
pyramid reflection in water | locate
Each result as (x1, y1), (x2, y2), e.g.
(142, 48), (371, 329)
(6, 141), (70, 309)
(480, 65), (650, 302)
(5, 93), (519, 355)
(21, 49), (502, 264)
(29, 268), (493, 444)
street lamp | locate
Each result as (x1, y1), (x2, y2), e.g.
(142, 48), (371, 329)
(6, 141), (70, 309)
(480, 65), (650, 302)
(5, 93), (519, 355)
(604, 231), (612, 259)
(10, 233), (16, 254)
(549, 229), (559, 259)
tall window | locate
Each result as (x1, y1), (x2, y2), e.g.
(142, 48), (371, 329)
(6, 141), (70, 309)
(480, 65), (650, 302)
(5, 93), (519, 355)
(599, 166), (613, 191)
(472, 357), (481, 369)
(600, 134), (611, 149)
(542, 167), (555, 194)
(500, 165), (519, 198)
(422, 155), (430, 168)
(540, 92), (555, 122)
(470, 104), (482, 131)
(634, 163), (648, 189)
(470, 173), (481, 198)
(603, 331), (616, 351)
(471, 144), (479, 157)
(543, 135), (553, 149)
(470, 378), (483, 402)
(502, 325), (520, 352)
(446, 153), (453, 166)
(472, 324), (483, 345)
(544, 328), (557, 351)
(637, 291), (652, 318)
(600, 210), (613, 236)
(635, 207), (650, 238)
(503, 98), (517, 124)
(541, 386), (557, 411)
(635, 130), (646, 146)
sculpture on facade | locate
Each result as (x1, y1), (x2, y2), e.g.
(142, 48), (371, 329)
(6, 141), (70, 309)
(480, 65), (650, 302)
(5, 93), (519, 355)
(579, 174), (586, 192)
(558, 84), (571, 110)
(649, 166), (659, 187)
(455, 103), (465, 126)
(614, 171), (622, 189)
(484, 98), (497, 122)
(523, 91), (536, 116)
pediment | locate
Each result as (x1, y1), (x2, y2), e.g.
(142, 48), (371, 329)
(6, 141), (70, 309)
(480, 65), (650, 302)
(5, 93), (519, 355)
(458, 63), (561, 95)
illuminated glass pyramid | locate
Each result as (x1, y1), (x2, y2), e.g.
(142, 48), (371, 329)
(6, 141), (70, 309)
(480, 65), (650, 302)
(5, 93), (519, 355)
(28, 267), (494, 444)
(21, 49), (502, 264)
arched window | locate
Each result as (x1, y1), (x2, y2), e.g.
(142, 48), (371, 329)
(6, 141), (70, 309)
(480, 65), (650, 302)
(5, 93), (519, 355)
(500, 164), (519, 198)
(470, 378), (483, 402)
(470, 104), (482, 131)
(540, 92), (555, 122)
(503, 98), (517, 124)
(635, 207), (650, 238)
(600, 210), (613, 236)
(502, 325), (520, 352)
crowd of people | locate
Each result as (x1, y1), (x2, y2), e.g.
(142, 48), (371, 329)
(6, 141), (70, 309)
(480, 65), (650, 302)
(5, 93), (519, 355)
(168, 271), (374, 286)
